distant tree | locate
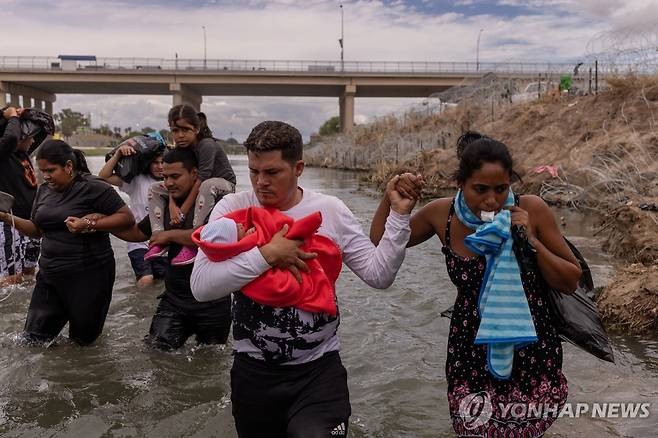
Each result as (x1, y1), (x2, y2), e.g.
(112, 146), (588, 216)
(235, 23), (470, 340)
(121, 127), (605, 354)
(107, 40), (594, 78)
(113, 126), (122, 137)
(142, 126), (155, 133)
(97, 124), (112, 136)
(319, 116), (340, 136)
(124, 127), (132, 135)
(54, 108), (89, 138)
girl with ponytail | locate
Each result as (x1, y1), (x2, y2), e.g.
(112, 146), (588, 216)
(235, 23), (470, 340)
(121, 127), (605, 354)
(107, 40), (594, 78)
(145, 105), (236, 265)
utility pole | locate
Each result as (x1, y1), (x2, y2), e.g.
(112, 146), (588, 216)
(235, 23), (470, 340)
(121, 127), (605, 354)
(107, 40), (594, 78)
(476, 28), (484, 72)
(202, 26), (207, 69)
(339, 4), (344, 72)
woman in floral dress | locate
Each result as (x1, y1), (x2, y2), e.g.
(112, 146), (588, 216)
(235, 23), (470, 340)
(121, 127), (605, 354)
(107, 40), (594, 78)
(370, 132), (582, 437)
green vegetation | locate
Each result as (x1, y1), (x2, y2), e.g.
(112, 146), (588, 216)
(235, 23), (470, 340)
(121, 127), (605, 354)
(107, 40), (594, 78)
(319, 116), (340, 136)
(54, 108), (89, 137)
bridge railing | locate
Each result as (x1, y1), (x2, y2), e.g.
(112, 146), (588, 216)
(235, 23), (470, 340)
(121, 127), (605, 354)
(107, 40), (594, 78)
(0, 56), (648, 75)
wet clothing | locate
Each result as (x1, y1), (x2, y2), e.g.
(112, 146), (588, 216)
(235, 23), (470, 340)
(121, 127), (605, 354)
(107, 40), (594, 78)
(128, 247), (168, 280)
(23, 257), (116, 345)
(231, 351), (350, 438)
(23, 174), (126, 345)
(32, 173), (125, 273)
(443, 199), (568, 437)
(137, 198), (231, 349)
(0, 223), (39, 276)
(147, 292), (231, 350)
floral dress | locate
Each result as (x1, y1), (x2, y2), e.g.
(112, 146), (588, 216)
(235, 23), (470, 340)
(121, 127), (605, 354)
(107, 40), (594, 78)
(443, 200), (568, 437)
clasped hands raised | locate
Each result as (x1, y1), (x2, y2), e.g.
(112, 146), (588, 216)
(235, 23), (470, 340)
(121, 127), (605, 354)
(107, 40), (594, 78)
(386, 172), (425, 214)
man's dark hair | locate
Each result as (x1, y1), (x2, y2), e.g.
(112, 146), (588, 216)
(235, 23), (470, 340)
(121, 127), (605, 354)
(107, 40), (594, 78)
(243, 121), (303, 164)
(163, 147), (197, 172)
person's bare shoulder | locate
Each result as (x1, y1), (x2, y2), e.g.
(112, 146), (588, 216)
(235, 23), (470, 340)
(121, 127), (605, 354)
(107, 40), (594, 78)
(416, 196), (453, 231)
(518, 194), (550, 214)
(518, 194), (555, 230)
(421, 197), (453, 215)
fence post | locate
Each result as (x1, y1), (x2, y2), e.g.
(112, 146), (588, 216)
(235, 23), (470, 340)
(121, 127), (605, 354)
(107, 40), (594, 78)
(491, 95), (495, 123)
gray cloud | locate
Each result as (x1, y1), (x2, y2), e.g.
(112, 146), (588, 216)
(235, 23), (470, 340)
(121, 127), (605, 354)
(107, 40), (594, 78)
(2, 0), (654, 139)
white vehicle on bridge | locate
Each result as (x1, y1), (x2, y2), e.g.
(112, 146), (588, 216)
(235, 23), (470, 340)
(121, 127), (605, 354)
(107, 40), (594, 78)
(55, 55), (99, 71)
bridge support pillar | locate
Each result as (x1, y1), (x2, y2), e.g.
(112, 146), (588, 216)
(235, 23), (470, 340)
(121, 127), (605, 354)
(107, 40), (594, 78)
(0, 81), (56, 112)
(8, 94), (20, 107)
(170, 83), (203, 111)
(339, 85), (356, 134)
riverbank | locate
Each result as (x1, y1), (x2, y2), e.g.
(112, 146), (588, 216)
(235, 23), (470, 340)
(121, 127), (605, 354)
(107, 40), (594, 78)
(306, 74), (658, 335)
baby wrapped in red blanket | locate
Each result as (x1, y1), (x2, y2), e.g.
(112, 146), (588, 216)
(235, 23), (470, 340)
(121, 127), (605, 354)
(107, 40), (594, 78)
(191, 207), (342, 316)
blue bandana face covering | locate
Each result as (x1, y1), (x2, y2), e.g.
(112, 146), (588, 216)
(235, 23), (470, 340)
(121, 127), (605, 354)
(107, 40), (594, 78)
(453, 190), (538, 379)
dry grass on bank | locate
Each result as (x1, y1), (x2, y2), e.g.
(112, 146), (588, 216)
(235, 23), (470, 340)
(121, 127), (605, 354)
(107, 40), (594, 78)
(306, 74), (658, 335)
(598, 264), (658, 335)
(308, 74), (658, 212)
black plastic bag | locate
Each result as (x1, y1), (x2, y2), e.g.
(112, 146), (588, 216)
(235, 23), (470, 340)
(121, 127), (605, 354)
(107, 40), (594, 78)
(19, 108), (56, 152)
(440, 233), (614, 363)
(0, 107), (54, 153)
(105, 132), (166, 183)
(540, 238), (615, 363)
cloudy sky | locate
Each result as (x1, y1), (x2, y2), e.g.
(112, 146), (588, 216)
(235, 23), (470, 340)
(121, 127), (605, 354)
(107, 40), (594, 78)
(2, 0), (657, 140)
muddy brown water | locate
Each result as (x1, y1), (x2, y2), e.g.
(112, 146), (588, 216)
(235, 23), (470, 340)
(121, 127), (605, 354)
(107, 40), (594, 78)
(0, 156), (656, 437)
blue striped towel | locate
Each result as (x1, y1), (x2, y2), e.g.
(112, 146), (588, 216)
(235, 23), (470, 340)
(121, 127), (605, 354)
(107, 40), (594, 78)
(453, 190), (537, 379)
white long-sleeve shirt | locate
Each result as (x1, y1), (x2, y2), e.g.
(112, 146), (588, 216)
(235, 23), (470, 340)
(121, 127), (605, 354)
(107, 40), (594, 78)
(191, 188), (410, 364)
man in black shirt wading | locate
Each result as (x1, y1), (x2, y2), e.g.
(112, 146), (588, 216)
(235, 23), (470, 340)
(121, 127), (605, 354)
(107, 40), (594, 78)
(113, 148), (231, 349)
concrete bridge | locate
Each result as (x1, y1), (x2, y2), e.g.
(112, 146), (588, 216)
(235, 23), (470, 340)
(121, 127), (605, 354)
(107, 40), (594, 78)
(0, 56), (602, 133)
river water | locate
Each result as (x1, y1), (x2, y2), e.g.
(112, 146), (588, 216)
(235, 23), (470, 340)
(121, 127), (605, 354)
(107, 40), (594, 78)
(0, 155), (656, 437)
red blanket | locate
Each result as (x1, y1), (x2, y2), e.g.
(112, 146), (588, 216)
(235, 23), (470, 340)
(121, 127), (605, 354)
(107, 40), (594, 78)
(192, 207), (342, 316)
